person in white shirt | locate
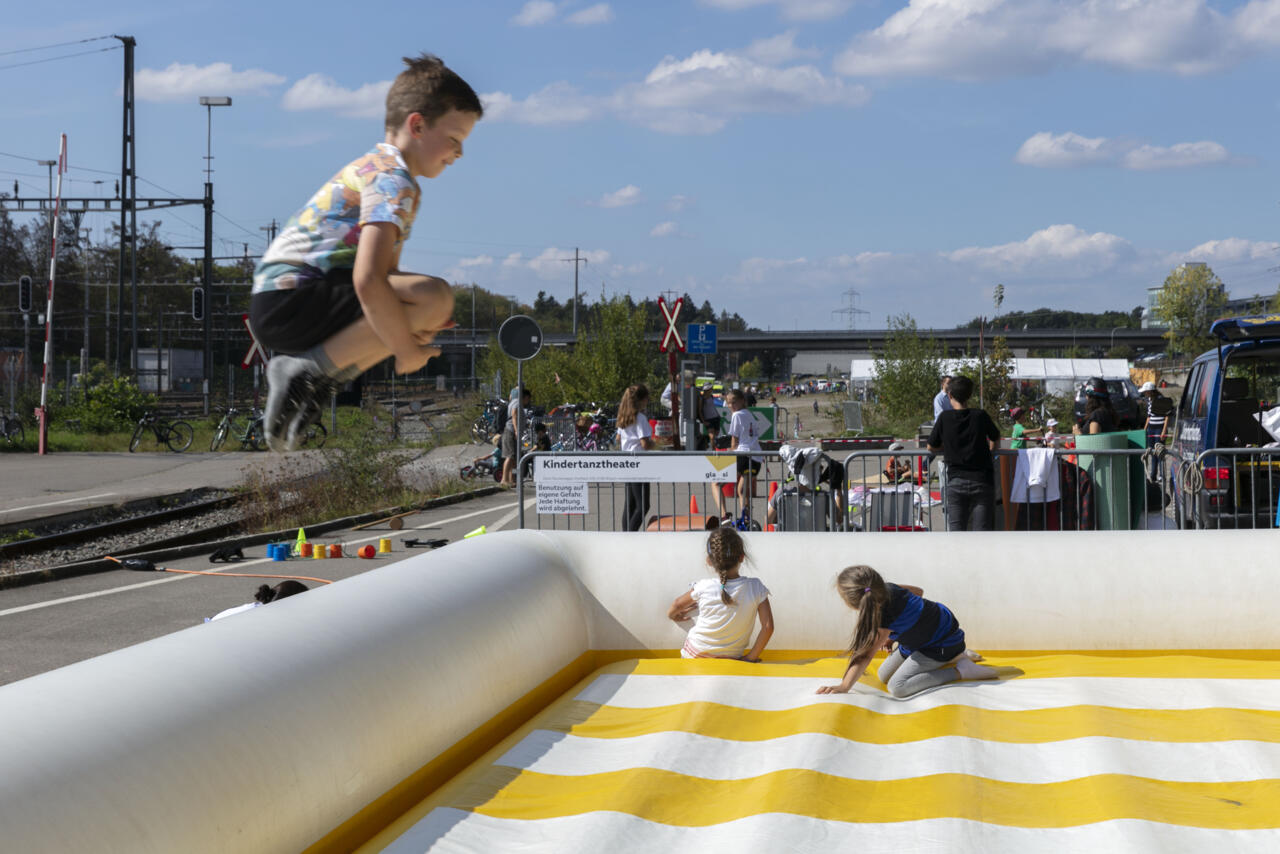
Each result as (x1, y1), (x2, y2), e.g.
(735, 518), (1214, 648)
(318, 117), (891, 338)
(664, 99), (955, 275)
(932, 375), (952, 422)
(667, 526), (774, 660)
(616, 384), (656, 531)
(715, 389), (762, 519)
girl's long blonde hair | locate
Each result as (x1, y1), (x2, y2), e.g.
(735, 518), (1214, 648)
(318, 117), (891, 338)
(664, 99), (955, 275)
(616, 384), (649, 430)
(835, 565), (887, 660)
(706, 526), (746, 605)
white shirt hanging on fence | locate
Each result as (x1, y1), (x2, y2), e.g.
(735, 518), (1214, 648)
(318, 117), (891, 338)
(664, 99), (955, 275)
(1011, 448), (1061, 502)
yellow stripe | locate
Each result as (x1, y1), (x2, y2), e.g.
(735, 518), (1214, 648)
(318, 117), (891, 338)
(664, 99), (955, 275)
(452, 767), (1280, 829)
(555, 701), (1280, 744)
(616, 653), (1280, 680)
(307, 651), (600, 854)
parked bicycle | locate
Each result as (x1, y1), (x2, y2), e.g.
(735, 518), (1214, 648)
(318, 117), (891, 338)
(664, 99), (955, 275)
(470, 398), (506, 443)
(129, 411), (194, 453)
(1, 412), (23, 446)
(211, 406), (326, 451)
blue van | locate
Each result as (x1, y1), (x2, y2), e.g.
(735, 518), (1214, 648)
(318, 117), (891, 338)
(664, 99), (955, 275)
(1170, 315), (1280, 528)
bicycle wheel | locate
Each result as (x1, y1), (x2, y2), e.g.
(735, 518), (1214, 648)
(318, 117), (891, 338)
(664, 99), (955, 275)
(300, 422), (327, 449)
(247, 419), (267, 451)
(165, 421), (194, 453)
(129, 421), (146, 452)
(210, 420), (229, 451)
(4, 419), (23, 445)
(470, 417), (491, 443)
(460, 465), (476, 480)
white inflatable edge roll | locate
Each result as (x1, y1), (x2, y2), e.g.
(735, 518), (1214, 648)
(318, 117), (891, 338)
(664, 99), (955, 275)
(0, 529), (1273, 853)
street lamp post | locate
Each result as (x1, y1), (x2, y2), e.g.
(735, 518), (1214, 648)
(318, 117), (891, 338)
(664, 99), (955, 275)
(198, 96), (232, 415)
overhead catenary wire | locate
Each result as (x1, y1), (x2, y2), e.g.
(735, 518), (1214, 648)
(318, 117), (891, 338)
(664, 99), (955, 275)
(0, 45), (120, 72)
(0, 34), (116, 58)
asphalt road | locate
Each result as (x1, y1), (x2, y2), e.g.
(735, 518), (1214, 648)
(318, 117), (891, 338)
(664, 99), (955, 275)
(0, 488), (532, 686)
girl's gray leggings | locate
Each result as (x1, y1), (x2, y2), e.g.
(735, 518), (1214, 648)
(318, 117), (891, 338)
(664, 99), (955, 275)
(877, 648), (960, 698)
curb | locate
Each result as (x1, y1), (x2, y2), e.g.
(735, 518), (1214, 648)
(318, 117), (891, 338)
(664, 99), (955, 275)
(0, 486), (503, 591)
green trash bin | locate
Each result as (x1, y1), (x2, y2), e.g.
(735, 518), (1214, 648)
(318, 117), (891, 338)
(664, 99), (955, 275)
(1075, 429), (1145, 530)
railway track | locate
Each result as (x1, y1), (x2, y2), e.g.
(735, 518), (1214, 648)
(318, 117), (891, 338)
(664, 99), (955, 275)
(0, 490), (248, 581)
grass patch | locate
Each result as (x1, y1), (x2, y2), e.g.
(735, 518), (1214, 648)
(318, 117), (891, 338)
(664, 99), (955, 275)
(236, 426), (472, 534)
(0, 529), (36, 546)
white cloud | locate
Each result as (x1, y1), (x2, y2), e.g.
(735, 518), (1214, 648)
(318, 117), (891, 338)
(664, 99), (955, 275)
(946, 224), (1135, 273)
(443, 255), (496, 280)
(511, 0), (557, 26)
(1176, 238), (1280, 264)
(1122, 141), (1233, 170)
(481, 44), (867, 134)
(666, 195), (693, 212)
(495, 247), (613, 280)
(480, 83), (598, 124)
(744, 30), (821, 65)
(651, 221), (678, 237)
(700, 0), (855, 21)
(281, 73), (390, 118)
(135, 62), (285, 102)
(1016, 131), (1238, 170)
(595, 185), (642, 208)
(834, 0), (1270, 81)
(567, 3), (613, 25)
(620, 49), (869, 133)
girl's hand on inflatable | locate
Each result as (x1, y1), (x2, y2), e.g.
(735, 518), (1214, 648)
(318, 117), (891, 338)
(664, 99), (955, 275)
(739, 655), (760, 663)
(816, 684), (850, 694)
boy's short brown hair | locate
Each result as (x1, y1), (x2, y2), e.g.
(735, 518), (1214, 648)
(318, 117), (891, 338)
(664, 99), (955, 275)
(385, 53), (484, 131)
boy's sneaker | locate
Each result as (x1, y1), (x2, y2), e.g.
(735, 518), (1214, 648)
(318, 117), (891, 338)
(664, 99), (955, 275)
(285, 377), (336, 450)
(264, 356), (328, 453)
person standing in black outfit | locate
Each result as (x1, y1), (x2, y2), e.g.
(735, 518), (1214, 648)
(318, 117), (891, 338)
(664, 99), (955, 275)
(927, 375), (1000, 531)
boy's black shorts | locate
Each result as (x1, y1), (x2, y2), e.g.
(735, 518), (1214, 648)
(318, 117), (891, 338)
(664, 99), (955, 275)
(736, 457), (762, 477)
(249, 267), (363, 355)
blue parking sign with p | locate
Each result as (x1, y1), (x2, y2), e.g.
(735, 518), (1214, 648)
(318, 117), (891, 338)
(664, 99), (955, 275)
(687, 323), (717, 354)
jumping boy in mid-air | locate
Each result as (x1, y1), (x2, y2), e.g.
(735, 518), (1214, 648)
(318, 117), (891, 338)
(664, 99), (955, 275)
(251, 54), (483, 451)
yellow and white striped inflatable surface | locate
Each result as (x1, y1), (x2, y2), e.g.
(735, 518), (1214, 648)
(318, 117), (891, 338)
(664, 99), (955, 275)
(368, 653), (1280, 853)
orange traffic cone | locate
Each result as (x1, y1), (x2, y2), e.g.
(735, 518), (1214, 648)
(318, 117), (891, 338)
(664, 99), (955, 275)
(689, 494), (699, 514)
(768, 481), (779, 503)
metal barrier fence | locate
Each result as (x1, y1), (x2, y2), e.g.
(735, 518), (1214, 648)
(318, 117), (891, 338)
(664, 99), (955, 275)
(515, 444), (1280, 532)
(840, 447), (1179, 532)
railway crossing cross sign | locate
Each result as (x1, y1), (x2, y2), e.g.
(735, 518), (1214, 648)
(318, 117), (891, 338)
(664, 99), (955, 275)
(241, 314), (266, 369)
(658, 296), (685, 353)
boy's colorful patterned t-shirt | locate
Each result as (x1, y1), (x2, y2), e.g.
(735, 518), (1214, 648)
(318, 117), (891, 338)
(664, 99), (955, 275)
(253, 143), (420, 293)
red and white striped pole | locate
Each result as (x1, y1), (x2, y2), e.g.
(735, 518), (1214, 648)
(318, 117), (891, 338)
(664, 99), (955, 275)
(36, 134), (67, 455)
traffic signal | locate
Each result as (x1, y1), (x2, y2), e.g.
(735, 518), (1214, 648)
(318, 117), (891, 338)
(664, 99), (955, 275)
(18, 275), (32, 313)
(192, 286), (205, 321)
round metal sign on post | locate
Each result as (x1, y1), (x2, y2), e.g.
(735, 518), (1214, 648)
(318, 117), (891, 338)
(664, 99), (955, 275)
(498, 315), (543, 361)
(499, 314), (543, 530)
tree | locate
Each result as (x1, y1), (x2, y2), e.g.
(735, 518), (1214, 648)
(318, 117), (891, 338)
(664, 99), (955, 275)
(1154, 263), (1228, 357)
(956, 335), (1014, 421)
(872, 314), (943, 424)
(477, 292), (658, 407)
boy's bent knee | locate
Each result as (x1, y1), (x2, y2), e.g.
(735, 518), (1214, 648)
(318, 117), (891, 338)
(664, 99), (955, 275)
(402, 276), (455, 329)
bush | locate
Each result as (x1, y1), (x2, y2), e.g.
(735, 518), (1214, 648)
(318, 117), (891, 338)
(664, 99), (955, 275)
(59, 366), (157, 434)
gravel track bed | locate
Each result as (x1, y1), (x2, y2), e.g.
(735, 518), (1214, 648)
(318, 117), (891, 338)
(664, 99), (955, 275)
(2, 443), (489, 576)
(2, 502), (249, 574)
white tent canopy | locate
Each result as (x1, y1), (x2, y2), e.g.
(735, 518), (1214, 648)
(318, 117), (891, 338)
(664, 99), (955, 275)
(849, 358), (1130, 382)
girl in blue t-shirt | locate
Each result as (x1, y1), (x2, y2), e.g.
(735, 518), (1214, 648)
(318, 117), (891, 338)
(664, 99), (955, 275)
(817, 565), (997, 698)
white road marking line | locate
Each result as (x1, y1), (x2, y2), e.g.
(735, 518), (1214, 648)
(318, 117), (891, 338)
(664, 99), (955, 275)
(1, 493), (117, 514)
(0, 499), (520, 618)
(488, 497), (537, 532)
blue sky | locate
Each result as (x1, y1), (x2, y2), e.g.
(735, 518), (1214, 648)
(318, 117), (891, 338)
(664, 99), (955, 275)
(4, 0), (1279, 331)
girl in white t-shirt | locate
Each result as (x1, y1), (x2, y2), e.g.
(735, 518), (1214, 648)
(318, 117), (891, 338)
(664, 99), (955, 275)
(715, 389), (763, 519)
(667, 526), (774, 661)
(616, 384), (656, 531)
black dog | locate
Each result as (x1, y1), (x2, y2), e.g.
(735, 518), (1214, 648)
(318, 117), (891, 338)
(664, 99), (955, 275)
(208, 545), (246, 563)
